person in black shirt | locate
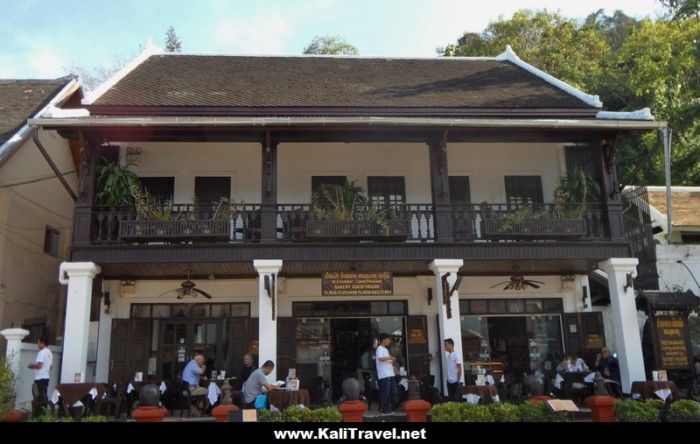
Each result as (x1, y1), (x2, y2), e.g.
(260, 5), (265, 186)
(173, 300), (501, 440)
(594, 347), (621, 384)
(240, 353), (257, 384)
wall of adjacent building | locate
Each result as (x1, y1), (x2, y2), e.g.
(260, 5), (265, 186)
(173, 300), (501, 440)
(0, 129), (76, 354)
(656, 244), (700, 295)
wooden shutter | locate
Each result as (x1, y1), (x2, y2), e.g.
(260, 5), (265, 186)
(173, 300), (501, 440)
(227, 317), (250, 380)
(368, 176), (406, 205)
(565, 145), (600, 184)
(276, 317), (297, 381)
(139, 177), (175, 203)
(248, 318), (259, 365)
(406, 316), (430, 378)
(194, 177), (231, 204)
(448, 176), (471, 205)
(312, 176), (347, 195)
(504, 176), (544, 205)
(108, 319), (129, 383)
(449, 176), (473, 240)
(563, 312), (605, 366)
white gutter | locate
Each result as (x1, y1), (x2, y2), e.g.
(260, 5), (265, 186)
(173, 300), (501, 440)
(0, 77), (82, 165)
(29, 115), (667, 130)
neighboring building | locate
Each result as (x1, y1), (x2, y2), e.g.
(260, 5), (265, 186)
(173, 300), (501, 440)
(0, 77), (82, 354)
(33, 45), (664, 394)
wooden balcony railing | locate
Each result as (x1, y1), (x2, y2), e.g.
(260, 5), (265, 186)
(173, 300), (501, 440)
(88, 203), (609, 245)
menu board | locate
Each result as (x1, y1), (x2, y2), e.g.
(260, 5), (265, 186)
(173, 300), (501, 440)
(322, 272), (393, 296)
(655, 315), (690, 370)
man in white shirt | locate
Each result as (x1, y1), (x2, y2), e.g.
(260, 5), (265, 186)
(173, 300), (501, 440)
(375, 333), (397, 414)
(444, 338), (463, 401)
(27, 336), (52, 411)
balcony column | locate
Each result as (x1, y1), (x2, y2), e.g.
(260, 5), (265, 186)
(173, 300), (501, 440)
(260, 132), (278, 242)
(428, 135), (453, 242)
(595, 136), (625, 240)
(71, 136), (99, 247)
(598, 258), (645, 392)
(58, 262), (101, 383)
(430, 259), (464, 394)
(254, 259), (282, 381)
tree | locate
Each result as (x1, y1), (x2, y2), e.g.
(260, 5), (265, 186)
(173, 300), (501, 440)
(659, 0), (699, 19)
(164, 26), (182, 53)
(303, 35), (359, 55)
(443, 10), (699, 185)
(68, 54), (132, 91)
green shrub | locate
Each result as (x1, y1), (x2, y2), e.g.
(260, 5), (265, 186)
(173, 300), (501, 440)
(32, 408), (57, 422)
(614, 399), (659, 422)
(459, 404), (494, 422)
(645, 399), (665, 411)
(281, 405), (307, 422)
(0, 358), (15, 420)
(260, 406), (342, 423)
(518, 401), (568, 422)
(305, 407), (342, 422)
(489, 402), (521, 422)
(431, 402), (463, 422)
(669, 400), (700, 422)
(81, 415), (108, 422)
(258, 409), (283, 422)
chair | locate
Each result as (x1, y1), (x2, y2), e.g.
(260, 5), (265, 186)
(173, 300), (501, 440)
(95, 383), (124, 418)
(603, 380), (623, 398)
(307, 376), (327, 408)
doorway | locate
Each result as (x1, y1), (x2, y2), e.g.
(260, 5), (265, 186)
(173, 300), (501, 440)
(157, 319), (224, 381)
(488, 317), (530, 374)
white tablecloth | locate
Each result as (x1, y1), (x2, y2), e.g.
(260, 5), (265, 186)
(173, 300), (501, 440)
(208, 382), (222, 405)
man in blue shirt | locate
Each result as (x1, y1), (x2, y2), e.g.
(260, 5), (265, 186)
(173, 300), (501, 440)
(182, 353), (208, 396)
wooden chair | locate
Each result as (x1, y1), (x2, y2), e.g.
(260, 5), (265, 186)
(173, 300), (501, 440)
(95, 383), (124, 418)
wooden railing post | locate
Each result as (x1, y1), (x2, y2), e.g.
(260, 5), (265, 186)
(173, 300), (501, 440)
(261, 132), (278, 242)
(428, 135), (453, 242)
(71, 135), (98, 248)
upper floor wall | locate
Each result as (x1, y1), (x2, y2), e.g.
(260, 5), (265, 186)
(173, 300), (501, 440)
(120, 140), (566, 205)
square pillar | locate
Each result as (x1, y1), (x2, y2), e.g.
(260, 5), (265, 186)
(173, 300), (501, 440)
(58, 262), (100, 383)
(254, 259), (282, 381)
(429, 259), (464, 394)
(598, 258), (645, 392)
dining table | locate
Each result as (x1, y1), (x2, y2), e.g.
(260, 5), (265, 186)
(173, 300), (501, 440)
(267, 389), (311, 409)
(53, 383), (107, 406)
(459, 385), (499, 404)
(630, 380), (680, 401)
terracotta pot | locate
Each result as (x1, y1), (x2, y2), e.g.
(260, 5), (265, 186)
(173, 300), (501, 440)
(211, 404), (239, 422)
(401, 399), (431, 422)
(338, 400), (367, 423)
(131, 406), (167, 422)
(3, 409), (28, 422)
(529, 396), (552, 404)
(585, 395), (615, 422)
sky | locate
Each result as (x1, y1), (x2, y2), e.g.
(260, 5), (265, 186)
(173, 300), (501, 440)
(0, 0), (666, 79)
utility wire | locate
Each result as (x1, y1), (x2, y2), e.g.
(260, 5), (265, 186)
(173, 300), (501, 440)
(0, 182), (72, 221)
(0, 170), (77, 189)
(677, 260), (700, 291)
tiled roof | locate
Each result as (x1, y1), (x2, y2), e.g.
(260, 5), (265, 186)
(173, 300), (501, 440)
(0, 78), (71, 145)
(90, 55), (596, 113)
(648, 187), (700, 227)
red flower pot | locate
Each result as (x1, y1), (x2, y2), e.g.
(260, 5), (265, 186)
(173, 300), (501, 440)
(338, 400), (367, 422)
(212, 404), (239, 422)
(3, 409), (28, 422)
(585, 395), (615, 422)
(402, 399), (432, 422)
(131, 406), (167, 422)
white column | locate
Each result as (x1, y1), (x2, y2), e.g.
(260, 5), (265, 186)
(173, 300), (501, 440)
(1, 328), (29, 381)
(598, 258), (645, 392)
(429, 259), (464, 394)
(254, 259), (282, 382)
(95, 293), (112, 383)
(58, 262), (100, 383)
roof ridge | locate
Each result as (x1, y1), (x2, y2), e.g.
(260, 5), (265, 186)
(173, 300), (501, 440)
(148, 52), (499, 61)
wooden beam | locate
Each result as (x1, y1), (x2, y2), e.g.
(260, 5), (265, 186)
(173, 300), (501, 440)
(32, 129), (77, 201)
(260, 131), (278, 242)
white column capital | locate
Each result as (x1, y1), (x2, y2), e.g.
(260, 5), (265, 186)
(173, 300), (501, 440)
(1, 328), (30, 343)
(253, 259), (283, 275)
(59, 261), (101, 284)
(429, 259), (464, 275)
(598, 258), (639, 276)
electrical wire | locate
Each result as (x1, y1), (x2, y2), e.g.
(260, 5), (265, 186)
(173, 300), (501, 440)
(677, 260), (700, 291)
(0, 170), (76, 189)
(0, 183), (72, 221)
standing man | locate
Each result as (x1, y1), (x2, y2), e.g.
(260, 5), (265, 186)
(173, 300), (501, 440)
(375, 333), (397, 414)
(444, 338), (463, 401)
(27, 336), (52, 414)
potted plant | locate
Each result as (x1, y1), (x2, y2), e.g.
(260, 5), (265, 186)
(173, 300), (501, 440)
(0, 357), (25, 422)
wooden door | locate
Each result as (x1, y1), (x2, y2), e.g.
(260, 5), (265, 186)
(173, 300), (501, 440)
(108, 319), (129, 383)
(563, 312), (605, 367)
(276, 317), (297, 381)
(108, 319), (151, 383)
(406, 315), (430, 377)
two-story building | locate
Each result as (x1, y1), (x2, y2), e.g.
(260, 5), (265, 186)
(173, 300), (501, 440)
(32, 45), (664, 395)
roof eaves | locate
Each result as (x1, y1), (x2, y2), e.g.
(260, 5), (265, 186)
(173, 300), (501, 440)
(82, 39), (162, 106)
(495, 46), (603, 109)
(596, 108), (655, 121)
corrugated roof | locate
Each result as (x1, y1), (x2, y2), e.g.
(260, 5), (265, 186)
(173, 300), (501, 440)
(648, 187), (700, 227)
(90, 55), (596, 112)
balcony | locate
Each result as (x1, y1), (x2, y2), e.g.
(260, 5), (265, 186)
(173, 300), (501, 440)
(89, 203), (607, 245)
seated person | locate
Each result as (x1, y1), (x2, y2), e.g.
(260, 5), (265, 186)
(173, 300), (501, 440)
(240, 353), (257, 385)
(181, 353), (208, 415)
(556, 353), (589, 372)
(242, 360), (276, 409)
(594, 347), (621, 384)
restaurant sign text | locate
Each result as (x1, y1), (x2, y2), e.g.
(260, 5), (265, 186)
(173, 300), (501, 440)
(656, 315), (690, 370)
(322, 272), (393, 296)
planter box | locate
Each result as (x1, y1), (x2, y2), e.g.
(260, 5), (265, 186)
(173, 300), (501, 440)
(481, 217), (587, 240)
(120, 219), (229, 242)
(305, 219), (410, 241)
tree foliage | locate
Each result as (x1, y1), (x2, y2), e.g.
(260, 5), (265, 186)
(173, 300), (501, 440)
(659, 0), (700, 19)
(165, 26), (182, 53)
(443, 9), (700, 186)
(303, 35), (359, 55)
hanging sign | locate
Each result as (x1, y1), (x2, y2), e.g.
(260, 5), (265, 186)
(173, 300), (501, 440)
(322, 272), (393, 296)
(655, 315), (690, 370)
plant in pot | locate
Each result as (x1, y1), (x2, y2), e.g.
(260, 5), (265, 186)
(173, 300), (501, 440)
(96, 161), (140, 239)
(0, 357), (21, 422)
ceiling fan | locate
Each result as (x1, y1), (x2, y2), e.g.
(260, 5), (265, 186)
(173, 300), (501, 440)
(160, 270), (213, 299)
(490, 267), (545, 291)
